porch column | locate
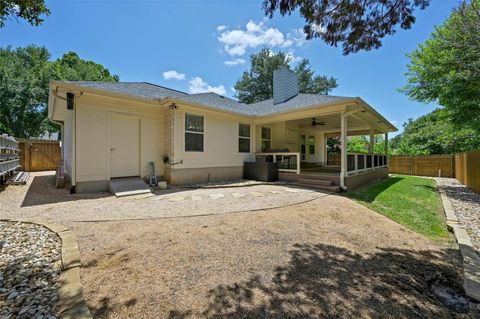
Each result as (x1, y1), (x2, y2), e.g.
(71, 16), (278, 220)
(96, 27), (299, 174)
(369, 128), (375, 154)
(384, 132), (388, 166)
(384, 133), (388, 155)
(340, 112), (347, 189)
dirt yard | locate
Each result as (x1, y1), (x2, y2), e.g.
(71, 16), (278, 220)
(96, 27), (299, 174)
(1, 172), (477, 318)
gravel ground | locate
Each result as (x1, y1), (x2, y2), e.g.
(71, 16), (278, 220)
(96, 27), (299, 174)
(434, 178), (480, 253)
(0, 221), (61, 319)
(2, 172), (479, 318)
(0, 172), (326, 223)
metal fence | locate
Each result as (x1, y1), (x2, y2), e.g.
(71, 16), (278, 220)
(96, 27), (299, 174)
(0, 134), (20, 178)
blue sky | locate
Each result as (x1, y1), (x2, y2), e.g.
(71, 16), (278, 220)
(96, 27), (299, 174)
(1, 0), (459, 136)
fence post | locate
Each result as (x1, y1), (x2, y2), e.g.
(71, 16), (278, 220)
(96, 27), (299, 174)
(410, 155), (413, 176)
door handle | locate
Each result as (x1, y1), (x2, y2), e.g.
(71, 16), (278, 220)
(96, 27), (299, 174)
(110, 148), (115, 151)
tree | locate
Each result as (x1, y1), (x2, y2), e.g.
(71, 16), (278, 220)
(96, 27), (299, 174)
(389, 108), (480, 155)
(0, 46), (54, 137)
(347, 135), (385, 153)
(53, 52), (120, 82)
(262, 0), (430, 55)
(402, 0), (480, 131)
(0, 45), (119, 138)
(234, 49), (337, 104)
(0, 0), (50, 27)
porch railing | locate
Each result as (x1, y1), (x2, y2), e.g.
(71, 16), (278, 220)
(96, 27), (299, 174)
(255, 152), (301, 174)
(346, 153), (388, 177)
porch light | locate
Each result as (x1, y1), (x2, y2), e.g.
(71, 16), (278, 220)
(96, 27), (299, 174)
(66, 93), (75, 110)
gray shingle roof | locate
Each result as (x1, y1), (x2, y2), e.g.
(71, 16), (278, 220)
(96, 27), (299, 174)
(62, 81), (188, 100)
(59, 81), (354, 117)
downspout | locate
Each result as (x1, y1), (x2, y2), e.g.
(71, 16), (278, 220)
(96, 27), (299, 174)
(49, 90), (65, 177)
(52, 86), (80, 194)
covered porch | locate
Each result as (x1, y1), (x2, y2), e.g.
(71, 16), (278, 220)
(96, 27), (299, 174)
(252, 100), (396, 191)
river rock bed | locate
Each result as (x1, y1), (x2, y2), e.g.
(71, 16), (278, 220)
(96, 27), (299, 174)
(435, 178), (480, 253)
(0, 221), (61, 319)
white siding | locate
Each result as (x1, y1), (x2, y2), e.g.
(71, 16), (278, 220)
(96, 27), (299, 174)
(172, 107), (254, 169)
(75, 94), (165, 182)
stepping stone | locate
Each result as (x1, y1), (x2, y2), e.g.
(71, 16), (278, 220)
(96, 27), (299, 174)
(250, 192), (264, 197)
(191, 195), (203, 201)
(168, 196), (186, 202)
(285, 189), (305, 193)
(232, 192), (245, 198)
(209, 193), (225, 199)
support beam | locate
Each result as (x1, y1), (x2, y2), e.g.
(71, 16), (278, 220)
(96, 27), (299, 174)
(384, 133), (388, 155)
(340, 112), (348, 190)
(369, 128), (375, 154)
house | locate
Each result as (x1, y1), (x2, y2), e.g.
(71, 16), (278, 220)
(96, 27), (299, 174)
(48, 68), (397, 193)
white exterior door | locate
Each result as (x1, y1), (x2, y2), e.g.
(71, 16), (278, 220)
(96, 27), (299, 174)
(109, 113), (140, 178)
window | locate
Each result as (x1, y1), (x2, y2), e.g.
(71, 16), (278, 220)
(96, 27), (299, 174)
(261, 127), (271, 152)
(185, 113), (204, 151)
(238, 123), (250, 153)
(308, 135), (315, 155)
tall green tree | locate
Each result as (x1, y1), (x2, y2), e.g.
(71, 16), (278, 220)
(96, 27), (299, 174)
(262, 0), (430, 55)
(389, 108), (480, 155)
(402, 0), (480, 131)
(234, 49), (337, 104)
(0, 0), (50, 27)
(0, 45), (119, 138)
(0, 46), (54, 138)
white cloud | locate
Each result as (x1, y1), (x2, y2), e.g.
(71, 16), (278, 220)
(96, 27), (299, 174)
(188, 77), (226, 95)
(216, 25), (227, 32)
(224, 58), (246, 66)
(162, 70), (186, 81)
(217, 20), (306, 57)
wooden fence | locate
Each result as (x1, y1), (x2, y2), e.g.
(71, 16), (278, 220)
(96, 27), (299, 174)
(389, 155), (455, 178)
(18, 139), (61, 172)
(455, 150), (480, 194)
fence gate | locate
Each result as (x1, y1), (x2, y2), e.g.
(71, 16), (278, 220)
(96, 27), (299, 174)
(19, 139), (61, 172)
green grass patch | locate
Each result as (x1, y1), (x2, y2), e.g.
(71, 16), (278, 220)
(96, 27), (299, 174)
(345, 175), (451, 243)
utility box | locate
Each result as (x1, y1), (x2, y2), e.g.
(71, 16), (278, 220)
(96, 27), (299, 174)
(244, 162), (278, 182)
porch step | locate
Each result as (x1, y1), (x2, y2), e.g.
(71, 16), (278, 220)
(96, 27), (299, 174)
(297, 178), (334, 187)
(109, 177), (152, 197)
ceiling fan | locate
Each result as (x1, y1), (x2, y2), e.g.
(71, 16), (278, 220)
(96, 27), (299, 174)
(311, 118), (326, 127)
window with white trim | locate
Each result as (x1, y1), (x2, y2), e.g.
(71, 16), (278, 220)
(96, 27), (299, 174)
(261, 127), (271, 152)
(238, 123), (250, 153)
(185, 113), (204, 152)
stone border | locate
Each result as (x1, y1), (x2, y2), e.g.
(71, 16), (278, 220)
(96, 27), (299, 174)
(438, 190), (480, 301)
(0, 219), (92, 319)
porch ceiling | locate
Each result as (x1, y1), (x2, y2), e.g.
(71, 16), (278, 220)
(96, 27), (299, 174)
(287, 113), (379, 135)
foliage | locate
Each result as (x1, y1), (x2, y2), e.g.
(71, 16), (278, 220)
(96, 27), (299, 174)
(53, 52), (120, 82)
(347, 135), (385, 154)
(402, 0), (480, 131)
(389, 108), (480, 155)
(0, 45), (118, 138)
(0, 46), (54, 137)
(234, 49), (337, 104)
(262, 0), (430, 55)
(346, 175), (451, 242)
(0, 0), (50, 27)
